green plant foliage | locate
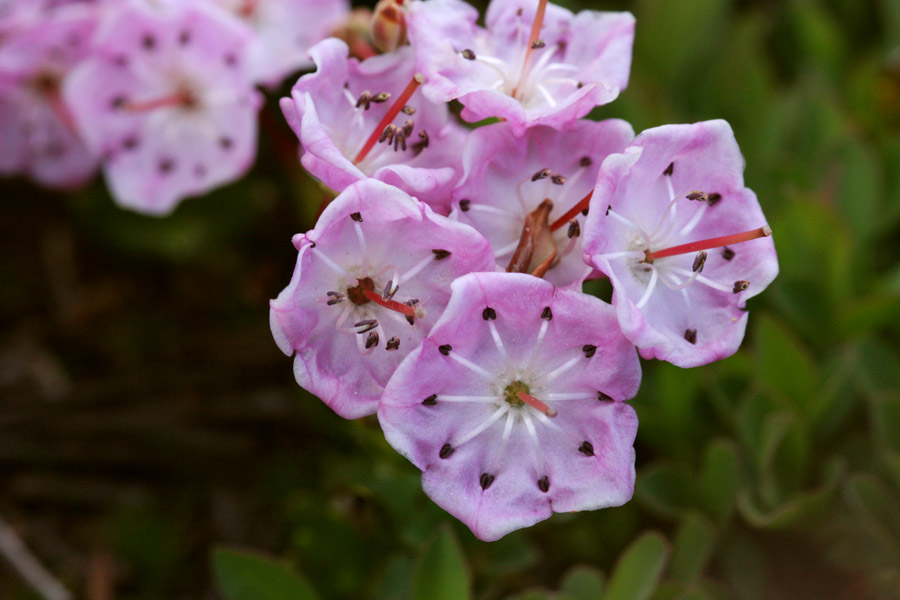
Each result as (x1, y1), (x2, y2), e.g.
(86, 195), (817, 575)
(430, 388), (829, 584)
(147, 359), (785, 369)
(603, 532), (670, 600)
(212, 548), (320, 600)
(410, 525), (473, 600)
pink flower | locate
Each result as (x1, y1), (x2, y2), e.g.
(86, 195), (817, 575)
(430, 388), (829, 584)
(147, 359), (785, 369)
(451, 119), (633, 288)
(378, 272), (641, 541)
(0, 3), (98, 188)
(63, 2), (262, 215)
(270, 179), (496, 419)
(407, 0), (634, 135)
(280, 38), (465, 213)
(212, 0), (350, 87)
(582, 120), (779, 367)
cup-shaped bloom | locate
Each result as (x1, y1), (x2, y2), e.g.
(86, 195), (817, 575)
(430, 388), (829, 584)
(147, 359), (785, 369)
(582, 120), (779, 368)
(451, 119), (633, 288)
(407, 0), (634, 135)
(379, 272), (641, 541)
(270, 180), (496, 419)
(212, 0), (350, 87)
(0, 4), (98, 188)
(280, 38), (466, 213)
(63, 3), (262, 215)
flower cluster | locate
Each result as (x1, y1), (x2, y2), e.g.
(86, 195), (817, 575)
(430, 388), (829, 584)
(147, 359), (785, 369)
(271, 0), (778, 541)
(0, 0), (349, 213)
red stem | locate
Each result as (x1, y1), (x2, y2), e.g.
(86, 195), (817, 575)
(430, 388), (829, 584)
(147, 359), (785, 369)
(362, 289), (416, 317)
(353, 73), (423, 164)
(645, 226), (772, 261)
(549, 190), (593, 232)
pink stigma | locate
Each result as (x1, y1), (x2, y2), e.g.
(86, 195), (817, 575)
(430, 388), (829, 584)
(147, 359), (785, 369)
(516, 390), (557, 417)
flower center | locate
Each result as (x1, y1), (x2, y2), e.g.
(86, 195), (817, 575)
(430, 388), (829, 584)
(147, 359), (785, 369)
(503, 380), (530, 407)
(346, 276), (375, 305)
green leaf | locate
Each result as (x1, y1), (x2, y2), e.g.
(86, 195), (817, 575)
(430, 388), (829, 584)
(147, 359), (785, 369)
(696, 439), (739, 525)
(843, 474), (900, 550)
(603, 532), (670, 600)
(559, 565), (605, 600)
(410, 524), (472, 600)
(634, 462), (694, 520)
(755, 315), (819, 412)
(668, 514), (716, 583)
(835, 136), (884, 241)
(212, 548), (320, 600)
(884, 450), (900, 491)
(873, 394), (900, 454)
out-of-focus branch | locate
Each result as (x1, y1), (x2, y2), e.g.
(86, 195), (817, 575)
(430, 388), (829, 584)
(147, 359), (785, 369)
(0, 512), (73, 600)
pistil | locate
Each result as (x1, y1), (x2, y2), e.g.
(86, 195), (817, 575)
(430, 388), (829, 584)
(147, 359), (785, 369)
(353, 73), (423, 164)
(644, 226), (772, 262)
(122, 92), (193, 112)
(362, 289), (416, 317)
(549, 190), (592, 231)
(516, 391), (557, 417)
(512, 0), (549, 98)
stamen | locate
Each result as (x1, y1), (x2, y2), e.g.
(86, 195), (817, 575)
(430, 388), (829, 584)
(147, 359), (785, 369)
(692, 250), (707, 273)
(540, 355), (581, 384)
(365, 331), (379, 349)
(578, 441), (594, 456)
(567, 220), (580, 238)
(326, 291), (345, 305)
(663, 162), (674, 176)
(532, 167), (552, 181)
(488, 321), (508, 360)
(733, 280), (750, 293)
(645, 226), (772, 261)
(531, 39), (546, 49)
(516, 391), (557, 417)
(121, 92), (192, 112)
(386, 336), (400, 350)
(549, 190), (592, 231)
(353, 73), (423, 164)
(448, 352), (500, 382)
(454, 405), (508, 446)
(482, 307), (497, 321)
(353, 319), (378, 334)
(362, 289), (416, 317)
(461, 48), (476, 60)
(551, 173), (566, 185)
(722, 247), (735, 261)
(513, 0), (549, 97)
(355, 90), (372, 109)
(398, 254), (433, 284)
(435, 394), (496, 403)
(545, 392), (595, 401)
(634, 266), (658, 309)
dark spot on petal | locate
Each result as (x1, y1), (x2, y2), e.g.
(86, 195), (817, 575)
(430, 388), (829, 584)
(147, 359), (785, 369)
(578, 441), (594, 456)
(580, 156), (592, 167)
(708, 193), (722, 206)
(224, 52), (237, 67)
(582, 344), (596, 358)
(179, 30), (191, 45)
(141, 34), (156, 50)
(733, 280), (750, 294)
(663, 162), (674, 176)
(541, 307), (552, 321)
(122, 135), (139, 151)
(479, 473), (495, 490)
(219, 136), (233, 150)
(432, 249), (451, 260)
(109, 95), (127, 110)
(537, 476), (550, 493)
(684, 328), (697, 344)
(439, 443), (454, 458)
(482, 307), (496, 321)
(722, 247), (735, 261)
(158, 157), (174, 174)
(350, 212), (363, 222)
(438, 344), (452, 356)
(597, 391), (613, 402)
(422, 394), (437, 406)
(459, 199), (471, 212)
(386, 336), (400, 351)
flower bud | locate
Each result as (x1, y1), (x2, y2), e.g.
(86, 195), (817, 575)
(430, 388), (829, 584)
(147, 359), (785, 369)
(371, 0), (408, 53)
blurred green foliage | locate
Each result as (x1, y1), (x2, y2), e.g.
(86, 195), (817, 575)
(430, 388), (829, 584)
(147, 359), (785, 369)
(2, 0), (900, 598)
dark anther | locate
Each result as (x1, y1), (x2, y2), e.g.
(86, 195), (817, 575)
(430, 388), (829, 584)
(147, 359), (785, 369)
(422, 394), (437, 406)
(402, 119), (414, 138)
(432, 249), (451, 260)
(537, 476), (550, 493)
(578, 441), (594, 456)
(480, 473), (495, 490)
(438, 344), (452, 356)
(583, 206), (590, 216)
(158, 158), (174, 174)
(722, 247), (735, 261)
(122, 135), (139, 151)
(411, 130), (429, 156)
(663, 162), (674, 176)
(372, 91), (391, 103)
(531, 39), (546, 49)
(141, 34), (156, 50)
(224, 52), (238, 67)
(402, 105), (416, 115)
(551, 173), (566, 185)
(461, 48), (476, 60)
(580, 156), (593, 167)
(459, 199), (471, 212)
(365, 331), (379, 349)
(531, 167), (552, 181)
(439, 443), (454, 458)
(326, 291), (345, 305)
(354, 319), (378, 333)
(350, 212), (363, 222)
(733, 280), (750, 294)
(382, 280), (397, 300)
(355, 90), (372, 110)
(379, 123), (397, 145)
(482, 307), (497, 321)
(567, 220), (580, 239)
(386, 336), (400, 351)
(393, 131), (407, 152)
(405, 315), (415, 326)
(219, 136), (233, 150)
(684, 328), (697, 344)
(597, 391), (613, 402)
(309, 242), (317, 248)
(707, 192), (722, 206)
(179, 30), (191, 45)
(194, 163), (207, 178)
(692, 250), (707, 273)
(686, 190), (708, 202)
(576, 81), (584, 88)
(582, 344), (597, 358)
(541, 306), (553, 321)
(110, 95), (127, 110)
